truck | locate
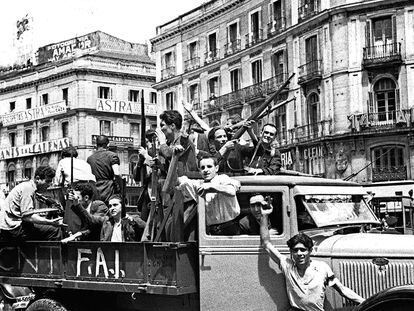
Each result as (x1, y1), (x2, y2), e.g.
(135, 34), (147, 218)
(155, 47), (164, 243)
(1, 173), (414, 311)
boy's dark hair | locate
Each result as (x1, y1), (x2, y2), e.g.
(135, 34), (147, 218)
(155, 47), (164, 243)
(73, 182), (96, 200)
(207, 126), (231, 142)
(198, 155), (218, 166)
(160, 110), (183, 130)
(61, 146), (78, 158)
(96, 135), (110, 148)
(262, 123), (277, 132)
(34, 166), (56, 180)
(287, 233), (314, 250)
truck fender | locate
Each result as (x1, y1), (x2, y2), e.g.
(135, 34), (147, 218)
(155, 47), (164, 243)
(0, 284), (33, 300)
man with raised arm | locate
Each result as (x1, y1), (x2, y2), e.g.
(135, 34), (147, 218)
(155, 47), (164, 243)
(260, 205), (365, 311)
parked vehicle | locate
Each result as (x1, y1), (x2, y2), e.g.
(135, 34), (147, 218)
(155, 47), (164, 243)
(1, 174), (414, 310)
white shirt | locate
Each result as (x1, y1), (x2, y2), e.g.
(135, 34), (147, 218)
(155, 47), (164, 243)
(111, 221), (123, 242)
(178, 174), (240, 225)
(54, 158), (96, 186)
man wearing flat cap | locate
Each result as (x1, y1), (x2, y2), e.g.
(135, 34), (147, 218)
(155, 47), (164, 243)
(87, 135), (121, 203)
(239, 194), (277, 235)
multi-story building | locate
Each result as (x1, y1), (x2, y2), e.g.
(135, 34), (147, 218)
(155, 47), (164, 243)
(0, 31), (157, 192)
(151, 0), (414, 184)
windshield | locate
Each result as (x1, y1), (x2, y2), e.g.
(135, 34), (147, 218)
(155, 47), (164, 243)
(299, 194), (379, 228)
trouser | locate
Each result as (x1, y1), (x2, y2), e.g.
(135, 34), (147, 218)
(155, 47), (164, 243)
(207, 219), (240, 236)
(0, 221), (61, 242)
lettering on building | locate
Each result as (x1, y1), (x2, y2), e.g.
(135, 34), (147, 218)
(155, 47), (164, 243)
(0, 101), (67, 126)
(0, 138), (71, 160)
(303, 145), (324, 160)
(280, 151), (293, 167)
(96, 99), (157, 115)
(92, 135), (133, 147)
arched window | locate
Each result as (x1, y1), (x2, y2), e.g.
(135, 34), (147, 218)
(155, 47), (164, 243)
(373, 78), (398, 122)
(24, 160), (32, 180)
(372, 145), (406, 182)
(40, 157), (49, 166)
(7, 163), (16, 186)
(307, 92), (319, 138)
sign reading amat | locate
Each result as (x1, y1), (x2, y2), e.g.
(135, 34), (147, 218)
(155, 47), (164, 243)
(92, 135), (133, 147)
(0, 101), (67, 127)
(0, 138), (71, 160)
(96, 99), (157, 116)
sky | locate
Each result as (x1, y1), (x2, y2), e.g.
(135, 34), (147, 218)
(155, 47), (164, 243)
(0, 0), (205, 66)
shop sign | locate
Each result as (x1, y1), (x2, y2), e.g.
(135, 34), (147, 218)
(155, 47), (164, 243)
(0, 138), (71, 160)
(96, 99), (157, 116)
(0, 101), (67, 126)
(37, 33), (99, 64)
(280, 150), (294, 167)
(92, 135), (134, 147)
(303, 145), (324, 160)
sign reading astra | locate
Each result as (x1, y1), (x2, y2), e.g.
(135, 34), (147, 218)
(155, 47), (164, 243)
(0, 138), (71, 160)
(96, 99), (157, 116)
(1, 101), (67, 126)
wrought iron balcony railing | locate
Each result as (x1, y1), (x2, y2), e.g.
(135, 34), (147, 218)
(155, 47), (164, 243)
(298, 59), (322, 84)
(224, 39), (241, 56)
(161, 66), (176, 80)
(298, 0), (320, 22)
(372, 166), (407, 182)
(288, 120), (332, 144)
(205, 49), (220, 65)
(348, 109), (411, 131)
(245, 29), (264, 48)
(267, 17), (286, 37)
(363, 42), (402, 66)
(184, 57), (200, 72)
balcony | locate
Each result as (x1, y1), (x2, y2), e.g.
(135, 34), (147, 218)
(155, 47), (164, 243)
(224, 39), (241, 56)
(267, 17), (286, 38)
(298, 60), (322, 84)
(205, 49), (220, 65)
(362, 42), (402, 68)
(161, 66), (176, 80)
(298, 0), (320, 22)
(245, 29), (264, 48)
(203, 73), (288, 115)
(288, 120), (332, 144)
(349, 109), (412, 132)
(184, 57), (200, 72)
(372, 166), (407, 182)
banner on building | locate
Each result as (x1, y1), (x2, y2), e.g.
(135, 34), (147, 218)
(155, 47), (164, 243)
(0, 138), (71, 160)
(92, 135), (134, 148)
(37, 33), (99, 64)
(0, 101), (67, 127)
(96, 99), (157, 115)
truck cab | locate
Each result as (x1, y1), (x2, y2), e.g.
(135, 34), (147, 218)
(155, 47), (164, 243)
(1, 174), (414, 311)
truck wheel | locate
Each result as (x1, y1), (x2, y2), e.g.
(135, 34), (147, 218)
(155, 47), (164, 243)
(26, 298), (70, 311)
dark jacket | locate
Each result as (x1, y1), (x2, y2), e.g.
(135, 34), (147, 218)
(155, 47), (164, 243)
(100, 217), (144, 242)
(71, 200), (108, 241)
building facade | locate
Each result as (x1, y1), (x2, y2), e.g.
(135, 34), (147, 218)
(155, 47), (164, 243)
(0, 31), (157, 192)
(151, 0), (414, 184)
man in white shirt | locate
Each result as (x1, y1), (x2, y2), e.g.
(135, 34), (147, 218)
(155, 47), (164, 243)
(178, 156), (241, 235)
(54, 146), (96, 186)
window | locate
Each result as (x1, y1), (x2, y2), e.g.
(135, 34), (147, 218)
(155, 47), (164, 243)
(373, 16), (393, 44)
(98, 86), (111, 99)
(61, 121), (69, 138)
(9, 133), (16, 147)
(62, 88), (68, 104)
(208, 77), (219, 98)
(273, 50), (285, 82)
(308, 93), (319, 125)
(7, 163), (16, 185)
(373, 78), (397, 122)
(9, 101), (15, 112)
(41, 93), (49, 105)
(41, 126), (50, 142)
(228, 22), (238, 43)
(251, 60), (262, 84)
(150, 92), (157, 104)
(230, 69), (241, 92)
(188, 41), (197, 60)
(130, 123), (140, 138)
(372, 146), (406, 181)
(24, 161), (32, 180)
(100, 120), (112, 136)
(189, 84), (199, 103)
(366, 15), (397, 58)
(26, 98), (32, 109)
(129, 90), (140, 102)
(275, 105), (286, 142)
(24, 129), (32, 144)
(164, 52), (173, 68)
(208, 32), (217, 56)
(250, 11), (261, 42)
(166, 92), (175, 110)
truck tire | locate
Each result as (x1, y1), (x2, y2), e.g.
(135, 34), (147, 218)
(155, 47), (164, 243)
(26, 298), (70, 311)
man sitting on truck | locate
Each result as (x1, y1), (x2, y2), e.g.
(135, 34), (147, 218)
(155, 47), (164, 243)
(260, 205), (365, 311)
(178, 156), (241, 235)
(0, 166), (63, 241)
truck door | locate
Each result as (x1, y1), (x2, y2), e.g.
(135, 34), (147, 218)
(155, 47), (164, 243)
(198, 185), (292, 311)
